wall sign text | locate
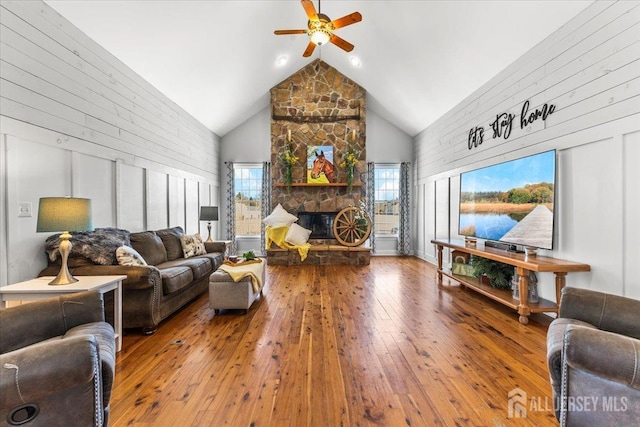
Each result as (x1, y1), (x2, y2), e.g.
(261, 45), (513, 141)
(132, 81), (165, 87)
(468, 100), (556, 150)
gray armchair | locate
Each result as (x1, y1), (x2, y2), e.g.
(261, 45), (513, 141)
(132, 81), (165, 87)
(0, 291), (115, 426)
(547, 287), (640, 426)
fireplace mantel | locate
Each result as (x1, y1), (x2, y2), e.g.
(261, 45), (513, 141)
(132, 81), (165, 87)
(274, 183), (362, 188)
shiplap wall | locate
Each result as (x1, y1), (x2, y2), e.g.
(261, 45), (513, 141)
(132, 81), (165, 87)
(414, 1), (640, 300)
(0, 1), (221, 285)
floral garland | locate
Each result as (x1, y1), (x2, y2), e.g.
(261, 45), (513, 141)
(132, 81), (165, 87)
(279, 143), (298, 192)
(339, 144), (361, 192)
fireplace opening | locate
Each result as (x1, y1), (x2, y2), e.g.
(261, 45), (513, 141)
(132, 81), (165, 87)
(297, 211), (339, 239)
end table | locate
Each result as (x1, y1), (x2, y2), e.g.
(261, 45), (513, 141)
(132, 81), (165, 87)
(0, 275), (125, 352)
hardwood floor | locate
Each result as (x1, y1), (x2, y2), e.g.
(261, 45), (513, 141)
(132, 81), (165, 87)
(110, 257), (557, 426)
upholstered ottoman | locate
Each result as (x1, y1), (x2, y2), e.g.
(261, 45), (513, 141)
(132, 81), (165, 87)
(208, 260), (265, 314)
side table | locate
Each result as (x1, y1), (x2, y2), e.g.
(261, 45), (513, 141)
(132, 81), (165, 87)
(0, 275), (125, 352)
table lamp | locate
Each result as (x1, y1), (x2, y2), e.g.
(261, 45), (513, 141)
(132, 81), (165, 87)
(199, 206), (218, 243)
(37, 197), (93, 285)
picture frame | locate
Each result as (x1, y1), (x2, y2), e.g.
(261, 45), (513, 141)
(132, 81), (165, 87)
(307, 145), (335, 183)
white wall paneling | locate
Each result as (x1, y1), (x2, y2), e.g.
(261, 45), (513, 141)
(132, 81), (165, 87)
(413, 1), (640, 300)
(168, 175), (185, 230)
(623, 131), (640, 299)
(434, 178), (450, 241)
(146, 170), (168, 231)
(1, 135), (8, 286)
(72, 152), (115, 228)
(116, 161), (145, 232)
(185, 179), (199, 234)
(424, 180), (436, 264)
(0, 1), (221, 284)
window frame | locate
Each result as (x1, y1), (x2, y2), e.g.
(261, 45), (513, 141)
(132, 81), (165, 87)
(233, 163), (263, 238)
(373, 163), (401, 237)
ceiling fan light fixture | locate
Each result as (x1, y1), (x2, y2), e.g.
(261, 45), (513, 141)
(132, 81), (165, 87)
(309, 28), (331, 46)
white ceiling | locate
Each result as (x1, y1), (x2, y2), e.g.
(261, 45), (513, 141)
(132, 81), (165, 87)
(44, 0), (592, 137)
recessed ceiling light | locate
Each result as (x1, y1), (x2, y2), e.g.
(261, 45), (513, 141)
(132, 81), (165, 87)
(276, 55), (288, 66)
(349, 56), (361, 67)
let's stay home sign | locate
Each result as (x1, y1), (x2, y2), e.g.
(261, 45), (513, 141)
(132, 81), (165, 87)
(468, 99), (556, 150)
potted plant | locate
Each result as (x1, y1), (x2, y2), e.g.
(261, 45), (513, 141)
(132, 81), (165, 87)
(242, 250), (256, 261)
(470, 256), (514, 289)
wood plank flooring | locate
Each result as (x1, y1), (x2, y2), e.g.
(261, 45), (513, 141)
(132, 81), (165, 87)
(110, 257), (557, 426)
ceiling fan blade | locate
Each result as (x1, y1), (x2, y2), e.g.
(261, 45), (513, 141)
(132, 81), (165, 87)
(329, 34), (354, 52)
(301, 0), (318, 21)
(303, 41), (316, 57)
(330, 12), (362, 29)
(274, 29), (307, 35)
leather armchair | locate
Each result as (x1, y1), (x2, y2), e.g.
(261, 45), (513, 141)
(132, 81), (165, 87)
(0, 291), (115, 426)
(547, 287), (640, 426)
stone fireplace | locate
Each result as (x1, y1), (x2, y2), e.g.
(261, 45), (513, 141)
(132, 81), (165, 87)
(270, 59), (367, 226)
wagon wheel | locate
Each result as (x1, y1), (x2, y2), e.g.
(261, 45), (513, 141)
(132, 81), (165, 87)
(333, 206), (371, 247)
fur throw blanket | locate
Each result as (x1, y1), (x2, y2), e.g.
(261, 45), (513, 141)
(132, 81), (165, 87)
(45, 227), (131, 266)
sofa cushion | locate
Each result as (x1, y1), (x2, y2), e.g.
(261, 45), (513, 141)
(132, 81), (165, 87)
(159, 266), (194, 294)
(130, 231), (167, 266)
(195, 252), (224, 271)
(156, 227), (184, 261)
(157, 257), (212, 281)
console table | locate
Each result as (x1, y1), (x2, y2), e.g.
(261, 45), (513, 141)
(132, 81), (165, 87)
(431, 239), (590, 324)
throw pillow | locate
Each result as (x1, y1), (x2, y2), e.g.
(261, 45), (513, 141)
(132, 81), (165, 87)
(262, 204), (298, 227)
(285, 223), (312, 246)
(116, 245), (147, 266)
(180, 233), (207, 258)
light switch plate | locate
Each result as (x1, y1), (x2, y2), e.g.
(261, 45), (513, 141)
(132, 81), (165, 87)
(18, 202), (32, 217)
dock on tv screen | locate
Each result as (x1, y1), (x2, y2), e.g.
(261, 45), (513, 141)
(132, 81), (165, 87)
(459, 150), (556, 250)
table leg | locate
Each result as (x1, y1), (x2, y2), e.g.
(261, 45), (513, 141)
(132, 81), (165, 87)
(554, 272), (567, 308)
(436, 245), (443, 286)
(107, 280), (123, 352)
(517, 267), (531, 324)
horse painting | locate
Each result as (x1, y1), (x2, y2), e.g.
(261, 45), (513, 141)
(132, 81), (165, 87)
(310, 149), (335, 182)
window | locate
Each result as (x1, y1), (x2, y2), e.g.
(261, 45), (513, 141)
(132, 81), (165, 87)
(374, 166), (400, 235)
(234, 164), (262, 236)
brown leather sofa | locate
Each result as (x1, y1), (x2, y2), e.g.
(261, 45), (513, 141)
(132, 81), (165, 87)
(40, 226), (225, 333)
(0, 291), (115, 427)
(547, 287), (640, 426)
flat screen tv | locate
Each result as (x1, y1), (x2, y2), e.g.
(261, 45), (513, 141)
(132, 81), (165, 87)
(459, 150), (556, 250)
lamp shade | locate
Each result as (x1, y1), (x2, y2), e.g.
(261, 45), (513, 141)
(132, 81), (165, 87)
(37, 197), (93, 232)
(199, 206), (219, 221)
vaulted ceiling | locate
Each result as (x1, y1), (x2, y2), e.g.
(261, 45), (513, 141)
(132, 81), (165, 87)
(44, 0), (592, 137)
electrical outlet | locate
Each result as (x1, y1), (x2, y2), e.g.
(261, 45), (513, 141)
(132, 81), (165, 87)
(18, 202), (32, 218)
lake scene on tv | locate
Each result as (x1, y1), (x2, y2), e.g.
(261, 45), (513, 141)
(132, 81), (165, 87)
(459, 150), (556, 250)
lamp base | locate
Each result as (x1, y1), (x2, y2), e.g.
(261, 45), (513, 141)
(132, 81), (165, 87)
(48, 269), (79, 286)
(48, 231), (78, 285)
(206, 222), (213, 243)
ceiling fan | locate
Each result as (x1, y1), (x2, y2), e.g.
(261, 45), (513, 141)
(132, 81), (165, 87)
(274, 0), (362, 57)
